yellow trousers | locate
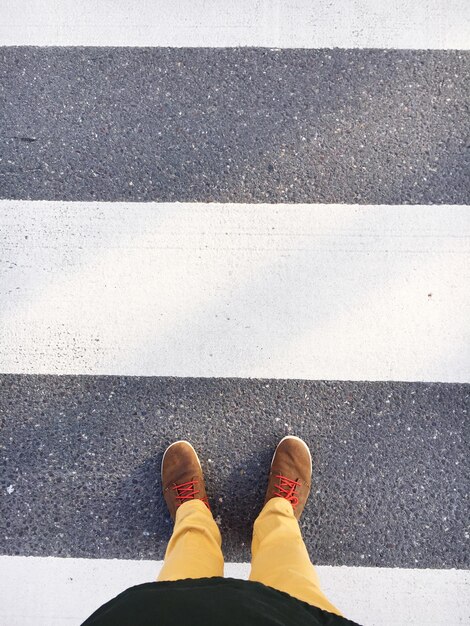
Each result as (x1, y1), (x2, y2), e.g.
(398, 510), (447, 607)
(157, 498), (342, 616)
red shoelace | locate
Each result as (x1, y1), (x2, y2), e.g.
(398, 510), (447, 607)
(172, 480), (210, 509)
(273, 474), (301, 508)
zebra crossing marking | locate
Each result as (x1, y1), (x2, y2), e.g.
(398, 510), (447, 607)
(2, 201), (469, 382)
(1, 0), (469, 48)
(1, 556), (469, 626)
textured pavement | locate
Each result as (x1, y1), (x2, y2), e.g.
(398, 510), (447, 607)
(1, 375), (468, 567)
(1, 48), (469, 204)
(1, 3), (470, 625)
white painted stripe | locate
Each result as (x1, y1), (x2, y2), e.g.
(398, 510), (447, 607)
(0, 556), (468, 625)
(1, 201), (469, 383)
(1, 0), (469, 49)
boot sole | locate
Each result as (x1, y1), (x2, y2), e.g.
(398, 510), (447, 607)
(161, 440), (202, 476)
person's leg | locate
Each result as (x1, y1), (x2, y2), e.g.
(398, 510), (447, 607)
(249, 497), (341, 615)
(249, 436), (342, 616)
(158, 499), (223, 580)
(157, 441), (224, 581)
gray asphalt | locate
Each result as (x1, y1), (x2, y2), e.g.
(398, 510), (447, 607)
(0, 375), (468, 567)
(1, 48), (469, 203)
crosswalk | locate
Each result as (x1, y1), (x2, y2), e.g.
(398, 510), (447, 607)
(1, 2), (469, 625)
(1, 0), (469, 48)
(2, 202), (470, 382)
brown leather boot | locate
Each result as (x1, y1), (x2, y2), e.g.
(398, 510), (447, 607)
(161, 440), (210, 520)
(263, 436), (312, 520)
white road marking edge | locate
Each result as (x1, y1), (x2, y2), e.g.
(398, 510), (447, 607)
(0, 555), (468, 626)
(1, 201), (469, 382)
(1, 0), (469, 49)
